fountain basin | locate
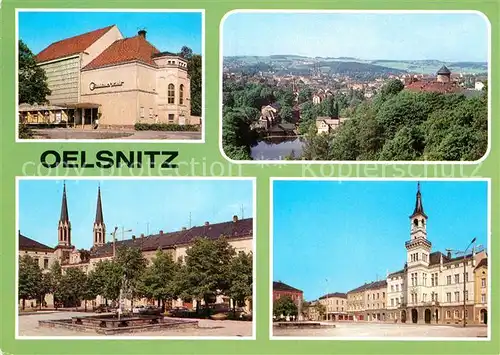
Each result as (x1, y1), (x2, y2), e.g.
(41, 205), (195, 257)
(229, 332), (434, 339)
(39, 314), (198, 334)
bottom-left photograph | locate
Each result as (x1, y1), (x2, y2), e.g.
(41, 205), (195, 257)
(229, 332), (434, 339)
(16, 177), (255, 339)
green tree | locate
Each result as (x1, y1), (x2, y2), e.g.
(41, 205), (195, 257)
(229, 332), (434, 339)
(140, 249), (178, 310)
(18, 40), (51, 105)
(315, 302), (326, 320)
(183, 238), (236, 313)
(273, 296), (298, 318)
(18, 255), (43, 310)
(186, 52), (202, 117)
(228, 251), (253, 315)
(82, 271), (99, 312)
(115, 246), (147, 308)
(59, 267), (87, 309)
(92, 259), (122, 303)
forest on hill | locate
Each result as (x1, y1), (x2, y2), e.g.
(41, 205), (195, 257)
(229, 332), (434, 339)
(222, 79), (488, 161)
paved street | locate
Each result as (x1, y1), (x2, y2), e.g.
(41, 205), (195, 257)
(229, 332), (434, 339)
(18, 311), (252, 337)
(273, 322), (488, 338)
(32, 128), (202, 140)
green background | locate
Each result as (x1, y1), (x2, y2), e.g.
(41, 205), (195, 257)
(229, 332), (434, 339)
(1, 0), (498, 354)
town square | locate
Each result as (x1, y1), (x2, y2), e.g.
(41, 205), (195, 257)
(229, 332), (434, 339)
(272, 180), (489, 338)
(17, 179), (254, 337)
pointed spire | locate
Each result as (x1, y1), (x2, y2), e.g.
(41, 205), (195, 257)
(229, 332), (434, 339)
(59, 182), (69, 222)
(411, 182), (427, 218)
(95, 185), (104, 224)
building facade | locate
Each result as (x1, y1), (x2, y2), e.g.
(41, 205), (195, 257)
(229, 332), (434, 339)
(318, 292), (348, 321)
(345, 183), (488, 325)
(18, 184), (252, 311)
(272, 281), (304, 319)
(20, 25), (200, 129)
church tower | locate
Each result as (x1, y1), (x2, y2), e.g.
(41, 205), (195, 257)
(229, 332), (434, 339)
(93, 185), (106, 247)
(405, 182), (432, 267)
(57, 182), (71, 246)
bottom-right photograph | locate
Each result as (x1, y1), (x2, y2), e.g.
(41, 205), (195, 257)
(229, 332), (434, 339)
(271, 179), (490, 340)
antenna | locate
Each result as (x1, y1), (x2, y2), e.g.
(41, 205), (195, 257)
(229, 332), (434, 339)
(240, 205), (245, 219)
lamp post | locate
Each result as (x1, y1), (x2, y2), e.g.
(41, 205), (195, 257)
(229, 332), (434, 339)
(325, 278), (329, 322)
(111, 227), (118, 258)
(446, 237), (476, 328)
(121, 226), (133, 241)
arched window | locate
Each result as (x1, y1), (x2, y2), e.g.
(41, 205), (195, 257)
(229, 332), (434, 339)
(179, 84), (184, 105)
(413, 219), (418, 226)
(168, 84), (175, 104)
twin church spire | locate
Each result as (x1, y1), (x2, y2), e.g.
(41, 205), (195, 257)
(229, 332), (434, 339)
(57, 183), (105, 248)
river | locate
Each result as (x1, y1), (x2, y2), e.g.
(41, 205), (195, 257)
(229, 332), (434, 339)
(250, 137), (305, 160)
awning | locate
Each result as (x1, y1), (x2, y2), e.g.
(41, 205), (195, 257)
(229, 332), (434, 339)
(65, 102), (101, 109)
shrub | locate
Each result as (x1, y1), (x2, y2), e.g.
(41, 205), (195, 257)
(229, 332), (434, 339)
(134, 123), (199, 132)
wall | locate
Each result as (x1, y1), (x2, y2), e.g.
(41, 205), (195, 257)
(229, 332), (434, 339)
(81, 26), (123, 68)
(39, 56), (80, 105)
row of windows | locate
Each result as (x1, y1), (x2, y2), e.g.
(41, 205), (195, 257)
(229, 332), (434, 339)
(167, 84), (185, 105)
(367, 292), (385, 300)
(32, 258), (50, 269)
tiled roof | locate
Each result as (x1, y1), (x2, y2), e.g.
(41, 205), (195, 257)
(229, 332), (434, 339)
(319, 292), (347, 300)
(273, 281), (303, 293)
(90, 217), (253, 258)
(19, 233), (54, 252)
(347, 280), (387, 294)
(437, 65), (451, 75)
(36, 25), (114, 63)
(83, 35), (160, 71)
(476, 258), (488, 269)
(387, 269), (404, 278)
(405, 80), (462, 94)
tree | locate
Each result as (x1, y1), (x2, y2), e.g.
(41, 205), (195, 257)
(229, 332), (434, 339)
(92, 260), (122, 303)
(18, 40), (51, 105)
(18, 255), (43, 310)
(59, 267), (87, 309)
(228, 251), (253, 315)
(140, 249), (178, 310)
(315, 302), (326, 320)
(273, 296), (298, 319)
(115, 246), (147, 308)
(187, 52), (202, 117)
(179, 46), (193, 60)
(183, 238), (236, 313)
(47, 261), (62, 309)
(82, 271), (99, 312)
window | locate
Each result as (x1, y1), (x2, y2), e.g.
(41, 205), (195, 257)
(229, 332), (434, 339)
(481, 294), (486, 303)
(391, 285), (394, 292)
(179, 84), (184, 105)
(149, 108), (153, 118)
(454, 310), (460, 319)
(336, 300), (339, 305)
(396, 284), (399, 292)
(447, 275), (451, 285)
(423, 273), (427, 286)
(391, 298), (394, 306)
(140, 107), (144, 118)
(422, 253), (427, 262)
(464, 272), (468, 282)
(446, 292), (451, 302)
(168, 114), (175, 123)
(446, 310), (451, 319)
(43, 258), (49, 269)
(454, 274), (460, 284)
(481, 278), (486, 287)
(168, 84), (175, 104)
(382, 292), (385, 298)
(34, 258), (39, 266)
(454, 291), (460, 302)
(422, 293), (427, 302)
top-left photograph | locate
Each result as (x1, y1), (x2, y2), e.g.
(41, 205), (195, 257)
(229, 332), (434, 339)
(16, 10), (204, 142)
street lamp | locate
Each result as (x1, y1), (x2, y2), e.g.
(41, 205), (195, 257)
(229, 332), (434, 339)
(111, 227), (118, 258)
(325, 278), (329, 321)
(121, 226), (133, 241)
(446, 237), (476, 327)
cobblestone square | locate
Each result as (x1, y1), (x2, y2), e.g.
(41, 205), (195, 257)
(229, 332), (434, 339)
(18, 312), (252, 338)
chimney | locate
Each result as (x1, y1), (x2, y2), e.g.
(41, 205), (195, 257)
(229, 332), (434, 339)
(204, 221), (209, 226)
(159, 230), (164, 235)
(138, 29), (146, 39)
(233, 215), (238, 223)
(140, 233), (145, 238)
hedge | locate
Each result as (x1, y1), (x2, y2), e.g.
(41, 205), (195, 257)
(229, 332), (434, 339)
(135, 123), (200, 131)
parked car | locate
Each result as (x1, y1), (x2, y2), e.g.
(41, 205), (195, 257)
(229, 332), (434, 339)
(138, 305), (162, 316)
(132, 305), (145, 314)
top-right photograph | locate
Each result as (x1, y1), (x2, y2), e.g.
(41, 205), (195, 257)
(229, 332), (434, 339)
(220, 11), (490, 162)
